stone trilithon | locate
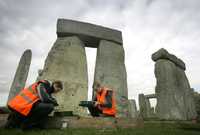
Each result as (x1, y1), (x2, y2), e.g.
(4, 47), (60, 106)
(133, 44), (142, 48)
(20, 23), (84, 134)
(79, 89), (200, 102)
(152, 48), (197, 120)
(37, 19), (129, 117)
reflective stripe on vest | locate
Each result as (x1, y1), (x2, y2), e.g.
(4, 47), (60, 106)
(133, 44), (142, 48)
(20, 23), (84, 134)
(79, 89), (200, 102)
(18, 86), (38, 104)
(8, 82), (40, 116)
(19, 92), (33, 104)
(96, 87), (116, 116)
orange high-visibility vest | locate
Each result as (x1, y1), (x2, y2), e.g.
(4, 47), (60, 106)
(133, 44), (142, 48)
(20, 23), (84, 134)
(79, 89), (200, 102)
(96, 87), (116, 116)
(8, 80), (47, 116)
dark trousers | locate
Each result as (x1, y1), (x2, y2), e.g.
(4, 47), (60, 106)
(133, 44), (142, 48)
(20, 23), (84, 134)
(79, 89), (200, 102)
(5, 102), (54, 129)
(88, 106), (102, 117)
(88, 106), (115, 117)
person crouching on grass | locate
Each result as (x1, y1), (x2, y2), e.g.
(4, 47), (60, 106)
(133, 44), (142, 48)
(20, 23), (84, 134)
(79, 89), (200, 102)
(5, 80), (63, 129)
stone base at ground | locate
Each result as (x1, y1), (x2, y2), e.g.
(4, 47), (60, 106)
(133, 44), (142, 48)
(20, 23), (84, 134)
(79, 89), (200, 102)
(45, 117), (144, 129)
(0, 114), (143, 129)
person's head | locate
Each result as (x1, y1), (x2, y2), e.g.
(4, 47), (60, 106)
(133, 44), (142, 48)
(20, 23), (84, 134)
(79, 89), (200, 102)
(52, 80), (63, 93)
(93, 81), (101, 93)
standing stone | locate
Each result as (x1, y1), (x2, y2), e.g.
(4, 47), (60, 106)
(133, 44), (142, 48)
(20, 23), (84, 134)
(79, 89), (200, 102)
(94, 40), (129, 117)
(139, 94), (146, 118)
(150, 107), (155, 117)
(38, 36), (88, 116)
(153, 48), (197, 120)
(145, 98), (152, 118)
(128, 99), (138, 118)
(139, 94), (151, 118)
(192, 89), (200, 118)
(8, 49), (32, 101)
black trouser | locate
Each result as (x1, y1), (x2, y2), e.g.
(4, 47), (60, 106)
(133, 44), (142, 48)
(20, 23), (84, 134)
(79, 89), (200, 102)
(87, 106), (102, 117)
(5, 102), (54, 129)
(88, 106), (115, 117)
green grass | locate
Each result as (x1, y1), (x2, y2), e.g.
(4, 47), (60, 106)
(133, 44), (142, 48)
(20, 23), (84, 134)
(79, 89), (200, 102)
(0, 123), (200, 135)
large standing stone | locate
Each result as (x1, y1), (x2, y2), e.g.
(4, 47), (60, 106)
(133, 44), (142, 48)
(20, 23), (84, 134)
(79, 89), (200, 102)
(8, 49), (32, 101)
(94, 40), (129, 117)
(138, 94), (151, 118)
(128, 99), (138, 118)
(145, 98), (152, 118)
(153, 48), (197, 120)
(38, 36), (88, 116)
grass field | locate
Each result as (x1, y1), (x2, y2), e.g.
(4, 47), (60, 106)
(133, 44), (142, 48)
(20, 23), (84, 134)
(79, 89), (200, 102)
(0, 123), (200, 135)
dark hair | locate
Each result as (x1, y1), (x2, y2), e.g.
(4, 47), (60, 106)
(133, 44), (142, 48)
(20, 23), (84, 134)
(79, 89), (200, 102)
(93, 81), (101, 91)
(52, 80), (63, 90)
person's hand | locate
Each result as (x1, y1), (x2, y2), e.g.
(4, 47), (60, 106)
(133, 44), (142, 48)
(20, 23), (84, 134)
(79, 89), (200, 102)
(50, 97), (59, 106)
(94, 101), (100, 107)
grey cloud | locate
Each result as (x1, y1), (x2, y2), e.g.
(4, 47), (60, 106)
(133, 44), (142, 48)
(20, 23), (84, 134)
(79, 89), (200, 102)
(145, 0), (154, 6)
(87, 0), (132, 11)
(0, 0), (200, 106)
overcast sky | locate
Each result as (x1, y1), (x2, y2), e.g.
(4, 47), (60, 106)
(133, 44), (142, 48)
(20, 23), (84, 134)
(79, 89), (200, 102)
(0, 0), (200, 107)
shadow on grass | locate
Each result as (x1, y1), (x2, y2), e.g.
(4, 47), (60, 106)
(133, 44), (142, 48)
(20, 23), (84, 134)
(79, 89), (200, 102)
(180, 128), (200, 131)
(177, 123), (200, 132)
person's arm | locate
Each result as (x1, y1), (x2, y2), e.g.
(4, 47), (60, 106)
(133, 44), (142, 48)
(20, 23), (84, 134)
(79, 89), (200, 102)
(37, 83), (58, 106)
(100, 90), (113, 108)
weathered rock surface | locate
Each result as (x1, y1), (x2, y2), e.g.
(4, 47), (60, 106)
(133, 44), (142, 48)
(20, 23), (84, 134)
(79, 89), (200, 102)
(145, 98), (152, 118)
(154, 56), (197, 120)
(57, 19), (122, 48)
(38, 36), (88, 116)
(94, 40), (129, 117)
(152, 48), (185, 70)
(0, 115), (144, 129)
(139, 94), (151, 118)
(8, 49), (32, 101)
(192, 90), (200, 119)
(145, 94), (157, 99)
(128, 99), (138, 118)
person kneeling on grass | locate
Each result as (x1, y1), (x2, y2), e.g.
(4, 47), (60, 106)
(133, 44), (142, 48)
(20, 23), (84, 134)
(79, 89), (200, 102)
(5, 80), (63, 129)
(88, 82), (116, 117)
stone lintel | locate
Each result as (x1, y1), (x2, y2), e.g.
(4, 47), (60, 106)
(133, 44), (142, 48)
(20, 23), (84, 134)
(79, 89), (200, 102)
(152, 48), (186, 70)
(145, 94), (157, 99)
(57, 19), (122, 48)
